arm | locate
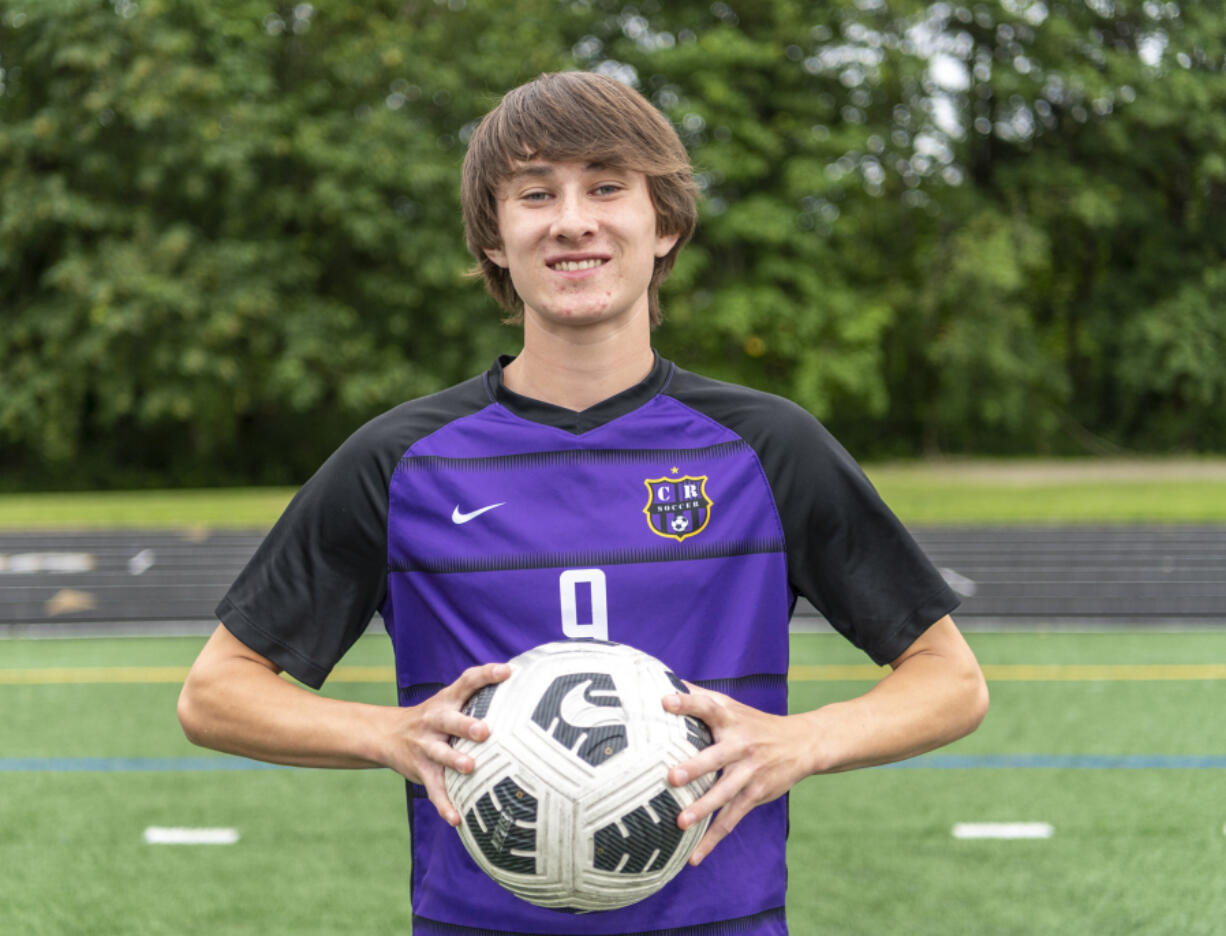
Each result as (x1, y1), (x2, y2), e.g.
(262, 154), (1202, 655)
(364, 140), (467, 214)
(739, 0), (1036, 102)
(664, 614), (988, 864)
(177, 622), (509, 826)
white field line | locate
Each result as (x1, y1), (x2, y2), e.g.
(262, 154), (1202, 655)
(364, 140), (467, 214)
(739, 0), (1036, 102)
(143, 826), (240, 845)
(952, 822), (1054, 840)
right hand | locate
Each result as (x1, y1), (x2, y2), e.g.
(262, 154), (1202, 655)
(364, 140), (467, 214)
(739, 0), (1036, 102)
(380, 661), (511, 827)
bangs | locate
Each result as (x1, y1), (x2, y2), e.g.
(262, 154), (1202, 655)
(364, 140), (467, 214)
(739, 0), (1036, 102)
(473, 71), (691, 186)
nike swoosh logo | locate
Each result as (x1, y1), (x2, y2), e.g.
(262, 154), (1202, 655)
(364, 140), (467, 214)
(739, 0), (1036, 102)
(559, 680), (625, 729)
(451, 502), (506, 524)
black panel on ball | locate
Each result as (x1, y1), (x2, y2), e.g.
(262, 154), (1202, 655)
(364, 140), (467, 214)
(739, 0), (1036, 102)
(592, 789), (684, 874)
(531, 672), (628, 767)
(466, 776), (538, 874)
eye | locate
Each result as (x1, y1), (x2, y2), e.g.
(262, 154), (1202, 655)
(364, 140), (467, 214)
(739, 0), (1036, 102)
(522, 190), (551, 202)
(592, 183), (623, 197)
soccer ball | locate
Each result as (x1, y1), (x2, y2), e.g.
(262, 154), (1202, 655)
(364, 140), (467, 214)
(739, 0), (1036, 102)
(670, 515), (690, 533)
(446, 639), (715, 911)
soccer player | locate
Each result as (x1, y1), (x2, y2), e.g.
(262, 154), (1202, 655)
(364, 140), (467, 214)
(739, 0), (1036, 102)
(179, 71), (988, 935)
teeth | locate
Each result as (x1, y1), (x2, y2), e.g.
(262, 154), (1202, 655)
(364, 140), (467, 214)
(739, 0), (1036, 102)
(552, 259), (604, 271)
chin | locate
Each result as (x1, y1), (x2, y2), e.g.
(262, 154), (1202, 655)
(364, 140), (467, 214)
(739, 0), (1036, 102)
(539, 302), (616, 323)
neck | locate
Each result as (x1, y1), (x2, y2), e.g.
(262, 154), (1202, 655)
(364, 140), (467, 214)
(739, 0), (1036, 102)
(503, 309), (655, 411)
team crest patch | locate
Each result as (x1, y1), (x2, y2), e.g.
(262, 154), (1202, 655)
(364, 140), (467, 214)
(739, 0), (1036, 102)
(643, 475), (712, 542)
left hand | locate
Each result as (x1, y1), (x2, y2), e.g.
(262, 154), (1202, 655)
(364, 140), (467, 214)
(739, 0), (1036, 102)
(662, 684), (817, 866)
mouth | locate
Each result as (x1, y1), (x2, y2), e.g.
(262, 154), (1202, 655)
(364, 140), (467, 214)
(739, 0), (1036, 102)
(546, 256), (609, 273)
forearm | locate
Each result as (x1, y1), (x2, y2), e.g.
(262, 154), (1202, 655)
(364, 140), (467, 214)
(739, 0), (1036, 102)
(665, 615), (987, 863)
(803, 615), (989, 775)
(177, 624), (394, 770)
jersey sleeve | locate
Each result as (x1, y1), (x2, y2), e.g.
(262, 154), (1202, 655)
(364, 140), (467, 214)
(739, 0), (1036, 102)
(666, 369), (959, 665)
(214, 377), (493, 688)
(760, 405), (959, 663)
(214, 414), (397, 689)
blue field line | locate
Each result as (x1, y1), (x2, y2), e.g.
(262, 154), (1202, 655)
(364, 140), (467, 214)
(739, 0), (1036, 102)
(0, 757), (291, 772)
(884, 753), (1226, 769)
(4, 754), (1226, 772)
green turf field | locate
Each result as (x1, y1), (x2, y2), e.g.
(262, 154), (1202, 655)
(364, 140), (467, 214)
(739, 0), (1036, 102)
(3, 631), (1225, 934)
(3, 457), (1224, 528)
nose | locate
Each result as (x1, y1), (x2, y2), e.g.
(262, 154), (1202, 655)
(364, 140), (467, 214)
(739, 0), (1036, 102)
(549, 190), (596, 242)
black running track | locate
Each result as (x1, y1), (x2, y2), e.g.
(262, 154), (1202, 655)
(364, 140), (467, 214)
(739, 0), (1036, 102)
(1, 526), (1223, 635)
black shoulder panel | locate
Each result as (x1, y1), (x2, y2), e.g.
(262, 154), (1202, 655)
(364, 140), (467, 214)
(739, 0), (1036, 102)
(664, 367), (958, 664)
(216, 376), (492, 687)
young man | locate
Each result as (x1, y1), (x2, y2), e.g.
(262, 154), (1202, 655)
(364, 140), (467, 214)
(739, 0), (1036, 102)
(179, 71), (988, 935)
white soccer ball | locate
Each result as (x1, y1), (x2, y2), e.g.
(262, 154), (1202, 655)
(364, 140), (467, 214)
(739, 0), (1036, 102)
(670, 515), (690, 532)
(446, 639), (714, 911)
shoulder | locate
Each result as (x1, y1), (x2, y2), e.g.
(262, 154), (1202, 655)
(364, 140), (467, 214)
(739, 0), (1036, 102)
(664, 366), (841, 461)
(663, 364), (878, 523)
(327, 374), (492, 474)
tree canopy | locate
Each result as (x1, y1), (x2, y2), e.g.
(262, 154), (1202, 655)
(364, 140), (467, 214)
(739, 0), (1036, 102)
(3, 0), (1224, 488)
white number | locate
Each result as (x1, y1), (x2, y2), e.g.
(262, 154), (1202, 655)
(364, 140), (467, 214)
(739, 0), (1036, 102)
(559, 569), (608, 640)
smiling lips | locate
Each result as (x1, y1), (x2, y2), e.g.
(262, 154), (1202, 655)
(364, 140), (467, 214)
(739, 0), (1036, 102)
(547, 256), (609, 273)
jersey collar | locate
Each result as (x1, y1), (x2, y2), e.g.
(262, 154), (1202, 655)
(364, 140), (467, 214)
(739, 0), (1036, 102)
(483, 351), (674, 434)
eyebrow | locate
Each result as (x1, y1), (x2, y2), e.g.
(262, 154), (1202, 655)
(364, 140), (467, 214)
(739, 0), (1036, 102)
(507, 161), (614, 180)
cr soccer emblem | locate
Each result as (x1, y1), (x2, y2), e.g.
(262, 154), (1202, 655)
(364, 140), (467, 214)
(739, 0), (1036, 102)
(643, 474), (712, 542)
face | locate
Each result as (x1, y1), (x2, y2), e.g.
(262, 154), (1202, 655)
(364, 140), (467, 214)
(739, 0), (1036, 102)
(484, 161), (680, 332)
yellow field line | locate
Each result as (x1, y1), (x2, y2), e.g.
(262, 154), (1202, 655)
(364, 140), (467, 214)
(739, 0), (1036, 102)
(322, 666), (395, 683)
(0, 665), (388, 685)
(981, 664), (1226, 682)
(788, 665), (888, 681)
(789, 664), (1226, 682)
(4, 663), (1226, 686)
(0, 666), (194, 685)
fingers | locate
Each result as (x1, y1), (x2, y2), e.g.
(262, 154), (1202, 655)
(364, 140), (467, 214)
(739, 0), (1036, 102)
(662, 686), (801, 865)
(419, 765), (462, 827)
(417, 663), (512, 828)
(433, 707), (491, 744)
(426, 733), (476, 772)
(679, 760), (750, 825)
(676, 763), (761, 865)
(428, 662), (512, 745)
(445, 661), (511, 703)
(662, 687), (729, 787)
(689, 794), (754, 865)
(387, 661), (509, 789)
(663, 684), (728, 724)
(666, 745), (723, 788)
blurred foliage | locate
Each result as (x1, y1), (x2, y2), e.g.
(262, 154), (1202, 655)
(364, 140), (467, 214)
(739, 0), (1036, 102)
(2, 0), (1225, 488)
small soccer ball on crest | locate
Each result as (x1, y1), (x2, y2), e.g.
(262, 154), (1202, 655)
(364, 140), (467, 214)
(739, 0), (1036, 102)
(446, 639), (714, 912)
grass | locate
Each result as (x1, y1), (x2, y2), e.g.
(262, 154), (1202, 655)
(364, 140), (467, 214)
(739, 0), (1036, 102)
(3, 631), (1226, 934)
(1, 457), (1224, 529)
(867, 457), (1226, 525)
(0, 487), (296, 531)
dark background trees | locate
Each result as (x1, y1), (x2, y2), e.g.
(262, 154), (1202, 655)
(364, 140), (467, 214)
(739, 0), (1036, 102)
(3, 0), (1223, 488)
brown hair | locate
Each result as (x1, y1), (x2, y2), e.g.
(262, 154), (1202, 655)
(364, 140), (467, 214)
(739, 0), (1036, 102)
(461, 71), (698, 326)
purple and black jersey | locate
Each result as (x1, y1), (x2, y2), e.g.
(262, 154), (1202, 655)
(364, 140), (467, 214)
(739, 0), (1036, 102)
(217, 354), (959, 936)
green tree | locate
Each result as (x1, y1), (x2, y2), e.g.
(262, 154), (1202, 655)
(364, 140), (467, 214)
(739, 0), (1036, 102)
(1, 0), (593, 485)
(3, 0), (1224, 490)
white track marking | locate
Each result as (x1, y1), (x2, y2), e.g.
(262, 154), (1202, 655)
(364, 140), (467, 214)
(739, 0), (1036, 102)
(938, 567), (978, 597)
(143, 826), (239, 845)
(952, 822), (1053, 840)
(127, 548), (156, 575)
(0, 552), (95, 574)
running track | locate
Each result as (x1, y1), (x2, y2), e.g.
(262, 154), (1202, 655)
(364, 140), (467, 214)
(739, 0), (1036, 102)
(1, 526), (1223, 634)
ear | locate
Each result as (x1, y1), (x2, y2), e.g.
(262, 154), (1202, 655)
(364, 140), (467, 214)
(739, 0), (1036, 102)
(484, 246), (508, 268)
(654, 230), (681, 259)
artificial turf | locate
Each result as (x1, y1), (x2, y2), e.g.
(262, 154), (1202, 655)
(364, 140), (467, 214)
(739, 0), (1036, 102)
(2, 631), (1225, 934)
